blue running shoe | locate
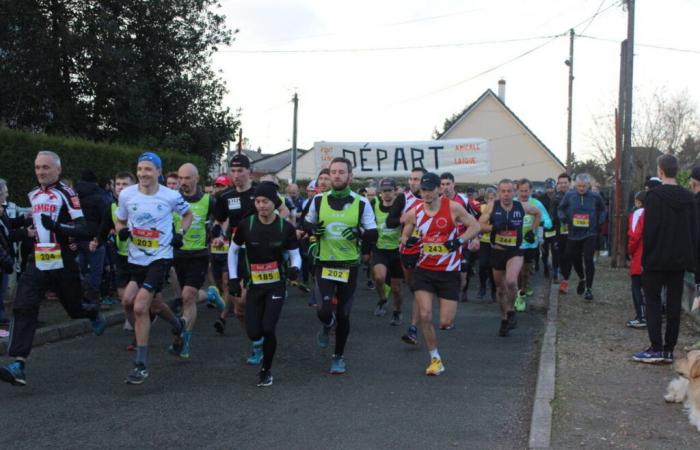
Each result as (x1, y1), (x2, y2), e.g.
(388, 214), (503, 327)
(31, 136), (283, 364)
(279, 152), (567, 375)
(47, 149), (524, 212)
(92, 312), (106, 336)
(246, 339), (264, 365)
(330, 355), (346, 374)
(180, 331), (192, 359)
(207, 286), (225, 311)
(632, 348), (664, 364)
(0, 361), (26, 386)
(317, 326), (330, 349)
(401, 325), (418, 345)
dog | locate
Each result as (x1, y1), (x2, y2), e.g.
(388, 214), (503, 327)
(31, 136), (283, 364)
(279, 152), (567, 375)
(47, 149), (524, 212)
(664, 350), (700, 431)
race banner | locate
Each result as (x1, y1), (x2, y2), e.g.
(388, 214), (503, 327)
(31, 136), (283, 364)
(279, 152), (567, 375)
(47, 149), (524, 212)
(312, 139), (490, 177)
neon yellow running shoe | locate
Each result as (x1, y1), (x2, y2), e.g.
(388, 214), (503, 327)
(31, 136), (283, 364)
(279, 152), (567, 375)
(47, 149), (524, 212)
(425, 357), (445, 376)
(514, 293), (527, 312)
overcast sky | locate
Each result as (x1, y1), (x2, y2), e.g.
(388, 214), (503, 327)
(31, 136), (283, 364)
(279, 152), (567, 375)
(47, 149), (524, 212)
(212, 0), (700, 163)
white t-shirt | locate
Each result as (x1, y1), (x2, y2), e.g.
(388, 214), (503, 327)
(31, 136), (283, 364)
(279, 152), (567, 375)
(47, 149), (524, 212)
(116, 184), (190, 266)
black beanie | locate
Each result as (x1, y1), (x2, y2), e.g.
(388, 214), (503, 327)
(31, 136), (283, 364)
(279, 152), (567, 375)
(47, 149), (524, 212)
(254, 181), (282, 208)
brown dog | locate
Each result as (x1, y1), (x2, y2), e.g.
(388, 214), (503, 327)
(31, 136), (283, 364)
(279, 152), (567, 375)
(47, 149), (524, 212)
(664, 350), (700, 431)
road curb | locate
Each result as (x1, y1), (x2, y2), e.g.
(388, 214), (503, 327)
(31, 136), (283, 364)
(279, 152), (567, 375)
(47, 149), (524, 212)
(0, 308), (125, 356)
(528, 279), (558, 450)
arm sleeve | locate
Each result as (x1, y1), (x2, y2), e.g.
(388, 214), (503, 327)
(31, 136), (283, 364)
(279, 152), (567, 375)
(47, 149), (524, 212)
(172, 192), (190, 216)
(116, 191), (128, 222)
(288, 248), (302, 269)
(386, 194), (405, 228)
(536, 200), (552, 229)
(359, 197), (377, 230)
(227, 241), (241, 279)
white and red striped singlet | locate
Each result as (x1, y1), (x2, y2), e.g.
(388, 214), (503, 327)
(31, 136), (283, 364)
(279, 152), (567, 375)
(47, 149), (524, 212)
(415, 196), (461, 272)
(400, 191), (422, 256)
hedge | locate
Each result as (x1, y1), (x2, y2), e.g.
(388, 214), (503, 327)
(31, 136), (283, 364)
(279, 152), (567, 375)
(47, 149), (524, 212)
(0, 127), (205, 206)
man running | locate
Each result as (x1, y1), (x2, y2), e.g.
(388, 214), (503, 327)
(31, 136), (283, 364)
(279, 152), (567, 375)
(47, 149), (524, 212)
(553, 173), (577, 292)
(303, 157), (377, 374)
(477, 187), (497, 301)
(370, 178), (404, 325)
(537, 178), (559, 280)
(386, 167), (425, 345)
(400, 172), (480, 375)
(557, 173), (606, 300)
(479, 179), (541, 337)
(228, 182), (301, 386)
(116, 152), (192, 384)
(1, 151), (106, 387)
(207, 175), (232, 309)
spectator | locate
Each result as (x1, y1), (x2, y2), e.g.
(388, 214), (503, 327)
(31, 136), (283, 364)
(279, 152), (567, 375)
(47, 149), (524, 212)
(626, 191), (646, 329)
(633, 154), (697, 364)
(286, 183), (304, 223)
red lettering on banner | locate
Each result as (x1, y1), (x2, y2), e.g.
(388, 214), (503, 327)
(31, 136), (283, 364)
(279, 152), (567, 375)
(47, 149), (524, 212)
(32, 204), (57, 213)
(455, 143), (480, 152)
(454, 157), (477, 164)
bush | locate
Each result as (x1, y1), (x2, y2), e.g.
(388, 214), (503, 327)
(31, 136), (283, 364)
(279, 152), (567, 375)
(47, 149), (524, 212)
(0, 127), (205, 205)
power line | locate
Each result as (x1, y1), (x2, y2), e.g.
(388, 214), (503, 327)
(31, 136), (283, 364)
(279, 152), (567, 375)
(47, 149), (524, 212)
(579, 0), (608, 35)
(578, 34), (700, 54)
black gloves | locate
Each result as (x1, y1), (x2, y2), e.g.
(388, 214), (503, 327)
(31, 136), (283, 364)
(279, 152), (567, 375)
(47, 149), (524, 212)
(444, 237), (464, 252)
(311, 221), (325, 237)
(40, 214), (58, 231)
(341, 227), (359, 242)
(524, 230), (536, 244)
(287, 266), (300, 282)
(405, 236), (420, 248)
(172, 232), (184, 249)
(228, 278), (241, 297)
(118, 228), (131, 241)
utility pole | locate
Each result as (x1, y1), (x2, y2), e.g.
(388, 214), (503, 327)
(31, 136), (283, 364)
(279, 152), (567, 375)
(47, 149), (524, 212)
(237, 128), (243, 155)
(619, 0), (635, 265)
(566, 28), (574, 171)
(291, 92), (299, 183)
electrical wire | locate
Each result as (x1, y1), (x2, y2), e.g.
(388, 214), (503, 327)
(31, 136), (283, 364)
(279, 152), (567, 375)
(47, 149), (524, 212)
(578, 34), (700, 54)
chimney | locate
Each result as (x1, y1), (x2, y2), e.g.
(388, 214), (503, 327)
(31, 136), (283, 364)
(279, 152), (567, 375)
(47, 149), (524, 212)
(497, 79), (506, 103)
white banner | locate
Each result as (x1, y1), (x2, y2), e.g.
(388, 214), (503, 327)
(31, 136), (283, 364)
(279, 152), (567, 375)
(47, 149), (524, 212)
(313, 139), (490, 177)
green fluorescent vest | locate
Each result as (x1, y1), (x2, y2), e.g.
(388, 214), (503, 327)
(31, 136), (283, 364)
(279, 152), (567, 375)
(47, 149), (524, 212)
(374, 200), (399, 250)
(111, 203), (128, 256)
(318, 193), (361, 262)
(174, 193), (209, 251)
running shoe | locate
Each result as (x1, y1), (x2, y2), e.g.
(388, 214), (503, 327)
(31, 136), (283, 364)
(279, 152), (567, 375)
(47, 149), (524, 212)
(329, 355), (346, 374)
(366, 279), (375, 290)
(214, 317), (226, 335)
(576, 279), (586, 295)
(439, 323), (455, 331)
(662, 351), (674, 364)
(632, 348), (664, 364)
(626, 318), (647, 329)
(257, 369), (273, 387)
(390, 311), (402, 326)
(559, 279), (569, 294)
(374, 300), (387, 317)
(514, 293), (527, 312)
(498, 320), (510, 337)
(207, 286), (226, 311)
(0, 361), (26, 386)
(584, 288), (593, 301)
(246, 339), (264, 365)
(125, 363), (149, 385)
(478, 287), (486, 300)
(401, 325), (418, 345)
(179, 331), (192, 359)
(317, 326), (331, 349)
(91, 312), (107, 336)
(425, 357), (445, 376)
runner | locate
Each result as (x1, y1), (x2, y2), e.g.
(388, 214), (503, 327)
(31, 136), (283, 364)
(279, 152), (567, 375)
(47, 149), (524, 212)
(386, 167), (425, 345)
(557, 173), (607, 300)
(299, 169), (331, 306)
(537, 178), (559, 280)
(228, 181), (301, 386)
(168, 163), (222, 359)
(207, 174), (232, 310)
(553, 173), (578, 293)
(400, 172), (480, 375)
(479, 179), (541, 337)
(115, 152), (192, 384)
(477, 187), (497, 301)
(0, 151), (106, 387)
(370, 178), (404, 325)
(303, 157), (377, 374)
(514, 179), (551, 311)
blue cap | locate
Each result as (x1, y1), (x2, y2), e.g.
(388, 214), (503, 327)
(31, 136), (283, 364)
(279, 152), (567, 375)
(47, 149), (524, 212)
(138, 151), (162, 169)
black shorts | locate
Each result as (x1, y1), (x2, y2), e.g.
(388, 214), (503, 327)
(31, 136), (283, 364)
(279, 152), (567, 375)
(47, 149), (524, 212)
(523, 248), (538, 263)
(490, 248), (524, 271)
(413, 267), (460, 301)
(399, 252), (419, 270)
(174, 254), (209, 290)
(371, 249), (404, 279)
(210, 253), (228, 281)
(115, 254), (130, 289)
(126, 259), (172, 293)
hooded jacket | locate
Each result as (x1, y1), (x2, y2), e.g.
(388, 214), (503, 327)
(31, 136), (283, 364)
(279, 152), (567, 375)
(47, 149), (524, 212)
(642, 184), (697, 272)
(75, 180), (109, 240)
(558, 189), (607, 241)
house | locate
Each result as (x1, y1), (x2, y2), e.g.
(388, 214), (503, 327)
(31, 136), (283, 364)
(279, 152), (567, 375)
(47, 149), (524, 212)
(252, 148), (308, 178)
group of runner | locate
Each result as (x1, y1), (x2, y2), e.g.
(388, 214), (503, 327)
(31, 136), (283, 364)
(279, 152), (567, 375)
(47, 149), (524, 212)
(0, 150), (607, 387)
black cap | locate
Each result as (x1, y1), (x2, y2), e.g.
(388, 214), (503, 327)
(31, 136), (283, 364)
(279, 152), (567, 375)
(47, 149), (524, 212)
(230, 154), (251, 169)
(692, 166), (700, 183)
(379, 178), (396, 191)
(420, 172), (440, 190)
(254, 181), (282, 208)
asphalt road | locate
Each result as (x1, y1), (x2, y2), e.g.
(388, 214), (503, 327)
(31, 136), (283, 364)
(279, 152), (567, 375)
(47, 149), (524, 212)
(1, 274), (544, 450)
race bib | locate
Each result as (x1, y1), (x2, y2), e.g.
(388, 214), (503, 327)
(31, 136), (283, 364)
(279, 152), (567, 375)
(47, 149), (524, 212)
(494, 230), (517, 247)
(572, 214), (590, 228)
(422, 242), (448, 256)
(411, 228), (420, 237)
(321, 266), (350, 283)
(228, 197), (241, 210)
(210, 241), (230, 254)
(250, 262), (280, 284)
(544, 230), (557, 239)
(35, 243), (63, 271)
(132, 228), (160, 250)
